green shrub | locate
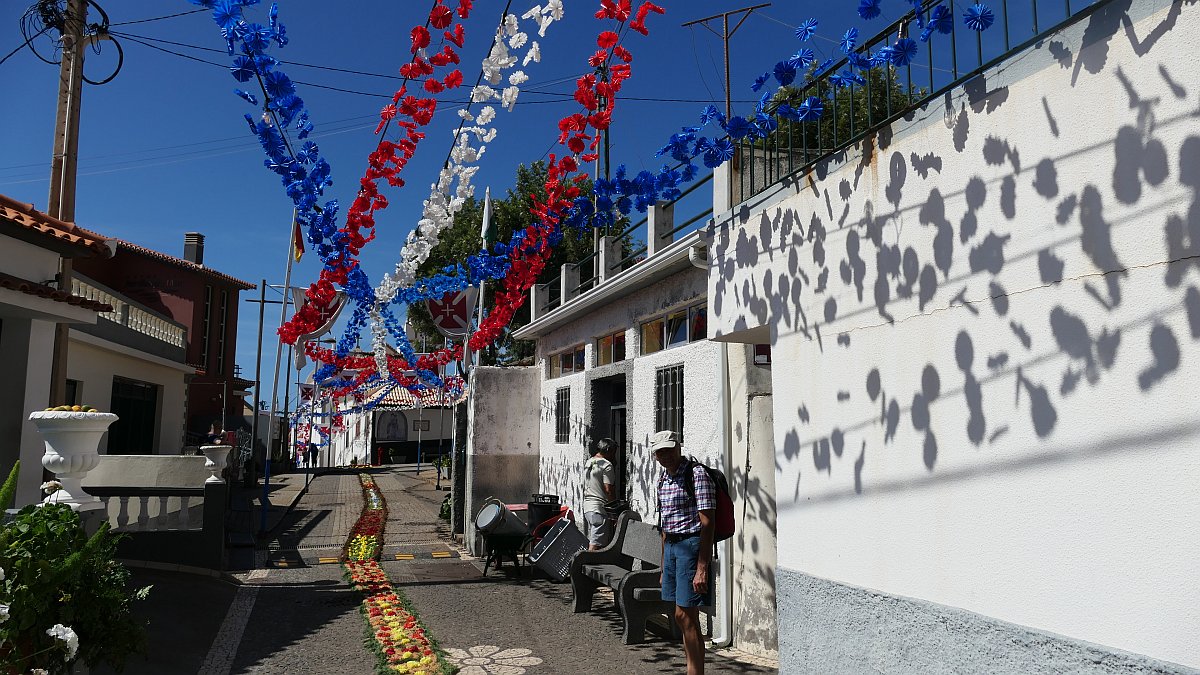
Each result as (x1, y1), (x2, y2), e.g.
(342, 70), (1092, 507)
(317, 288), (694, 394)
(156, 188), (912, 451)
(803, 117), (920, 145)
(0, 502), (149, 673)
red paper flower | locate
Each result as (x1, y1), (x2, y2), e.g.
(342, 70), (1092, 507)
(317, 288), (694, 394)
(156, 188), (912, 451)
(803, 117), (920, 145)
(429, 4), (454, 29)
(410, 26), (431, 52)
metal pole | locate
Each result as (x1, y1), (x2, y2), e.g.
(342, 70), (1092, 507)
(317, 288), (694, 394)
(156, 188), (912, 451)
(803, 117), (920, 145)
(47, 0), (88, 406)
(260, 210), (297, 536)
(248, 280), (266, 486)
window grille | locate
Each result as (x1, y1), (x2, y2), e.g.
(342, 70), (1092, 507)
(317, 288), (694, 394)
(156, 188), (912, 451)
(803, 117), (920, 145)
(654, 365), (684, 443)
(555, 387), (571, 443)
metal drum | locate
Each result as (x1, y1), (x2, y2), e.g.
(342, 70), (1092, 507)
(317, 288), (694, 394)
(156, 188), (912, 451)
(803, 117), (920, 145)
(474, 499), (528, 537)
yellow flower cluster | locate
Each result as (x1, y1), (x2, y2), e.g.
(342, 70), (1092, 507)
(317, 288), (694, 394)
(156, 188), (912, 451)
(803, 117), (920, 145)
(346, 534), (379, 561)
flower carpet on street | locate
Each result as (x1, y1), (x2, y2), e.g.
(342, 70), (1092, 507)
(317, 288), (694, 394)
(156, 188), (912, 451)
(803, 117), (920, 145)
(343, 473), (450, 674)
(442, 645), (544, 675)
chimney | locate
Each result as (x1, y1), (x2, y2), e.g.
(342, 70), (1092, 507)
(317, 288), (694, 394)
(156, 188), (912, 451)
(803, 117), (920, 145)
(184, 232), (205, 265)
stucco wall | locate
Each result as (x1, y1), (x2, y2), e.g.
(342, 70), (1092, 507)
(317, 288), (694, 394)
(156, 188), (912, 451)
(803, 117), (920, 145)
(68, 336), (187, 454)
(708, 0), (1200, 670)
(465, 366), (541, 555)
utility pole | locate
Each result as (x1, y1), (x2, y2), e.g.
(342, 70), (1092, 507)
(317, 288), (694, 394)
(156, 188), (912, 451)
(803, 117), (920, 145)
(46, 0), (88, 406)
(682, 3), (771, 121)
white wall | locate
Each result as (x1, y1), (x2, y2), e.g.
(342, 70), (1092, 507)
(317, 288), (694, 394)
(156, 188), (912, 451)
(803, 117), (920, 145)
(709, 1), (1200, 667)
(0, 235), (62, 288)
(68, 335), (187, 454)
(535, 267), (719, 521)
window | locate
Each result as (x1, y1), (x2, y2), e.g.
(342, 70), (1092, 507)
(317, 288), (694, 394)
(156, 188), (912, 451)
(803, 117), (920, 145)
(641, 303), (708, 354)
(64, 379), (81, 406)
(596, 330), (627, 366)
(555, 387), (571, 443)
(200, 285), (213, 368)
(753, 344), (772, 365)
(655, 365), (684, 442)
(548, 344), (586, 379)
(216, 289), (229, 375)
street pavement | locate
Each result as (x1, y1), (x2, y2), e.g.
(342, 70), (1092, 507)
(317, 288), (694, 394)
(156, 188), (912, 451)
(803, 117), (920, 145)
(99, 465), (777, 674)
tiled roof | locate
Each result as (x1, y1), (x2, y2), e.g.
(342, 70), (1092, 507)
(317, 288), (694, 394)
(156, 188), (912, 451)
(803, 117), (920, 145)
(0, 270), (113, 313)
(367, 383), (467, 409)
(0, 194), (113, 257)
(108, 239), (256, 290)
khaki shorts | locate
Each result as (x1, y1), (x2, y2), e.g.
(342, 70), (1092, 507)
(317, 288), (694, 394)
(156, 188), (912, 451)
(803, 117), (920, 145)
(584, 511), (613, 547)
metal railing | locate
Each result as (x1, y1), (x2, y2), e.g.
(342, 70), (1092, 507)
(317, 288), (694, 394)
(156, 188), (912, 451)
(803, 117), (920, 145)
(536, 172), (715, 316)
(73, 275), (187, 348)
(735, 0), (1098, 205)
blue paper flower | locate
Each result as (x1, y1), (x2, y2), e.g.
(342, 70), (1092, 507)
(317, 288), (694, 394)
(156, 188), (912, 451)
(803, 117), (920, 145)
(773, 61), (797, 86)
(775, 104), (798, 121)
(848, 52), (874, 70)
(858, 0), (882, 20)
(873, 46), (895, 66)
(230, 55), (256, 82)
(794, 18), (818, 42)
(264, 70), (295, 99)
(700, 105), (722, 126)
(816, 58), (834, 74)
(929, 5), (954, 34)
(796, 96), (824, 121)
(211, 0), (243, 31)
(788, 49), (816, 70)
(963, 3), (995, 31)
(840, 28), (859, 54)
(891, 38), (918, 66)
(240, 22), (272, 52)
(751, 72), (771, 92)
(703, 138), (735, 168)
(725, 116), (752, 140)
(911, 0), (927, 29)
(234, 88), (258, 105)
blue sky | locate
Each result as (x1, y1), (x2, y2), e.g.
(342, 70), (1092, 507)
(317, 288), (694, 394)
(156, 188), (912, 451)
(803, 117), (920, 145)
(1, 0), (909, 403)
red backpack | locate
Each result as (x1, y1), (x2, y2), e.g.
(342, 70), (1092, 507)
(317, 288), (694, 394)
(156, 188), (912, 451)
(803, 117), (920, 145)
(659, 457), (736, 543)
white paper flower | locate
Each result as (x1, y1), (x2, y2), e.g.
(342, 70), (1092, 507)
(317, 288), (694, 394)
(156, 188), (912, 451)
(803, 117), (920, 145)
(457, 109), (475, 121)
(545, 0), (564, 20)
(508, 70), (529, 86)
(523, 42), (541, 66)
(471, 85), (498, 103)
(47, 623), (79, 660)
(476, 106), (497, 125)
(503, 14), (520, 36)
(0, 604), (10, 623)
(443, 645), (543, 675)
(501, 86), (520, 111)
(508, 32), (528, 50)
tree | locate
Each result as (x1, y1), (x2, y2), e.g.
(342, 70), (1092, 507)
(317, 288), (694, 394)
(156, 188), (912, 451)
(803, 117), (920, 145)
(405, 161), (596, 365)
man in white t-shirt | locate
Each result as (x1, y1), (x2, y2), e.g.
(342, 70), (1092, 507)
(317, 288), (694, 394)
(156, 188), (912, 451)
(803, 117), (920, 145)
(583, 438), (617, 550)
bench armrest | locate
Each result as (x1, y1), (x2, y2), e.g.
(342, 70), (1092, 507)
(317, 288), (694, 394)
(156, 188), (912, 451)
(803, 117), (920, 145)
(569, 511), (642, 578)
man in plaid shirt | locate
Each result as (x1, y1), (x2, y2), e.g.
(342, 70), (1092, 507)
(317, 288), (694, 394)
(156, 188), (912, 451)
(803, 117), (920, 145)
(652, 429), (714, 675)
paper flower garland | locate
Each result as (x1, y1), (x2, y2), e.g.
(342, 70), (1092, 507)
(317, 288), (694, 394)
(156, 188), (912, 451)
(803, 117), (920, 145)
(963, 4), (995, 32)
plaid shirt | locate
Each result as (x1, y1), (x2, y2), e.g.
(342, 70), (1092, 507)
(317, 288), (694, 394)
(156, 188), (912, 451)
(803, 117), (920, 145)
(658, 461), (716, 534)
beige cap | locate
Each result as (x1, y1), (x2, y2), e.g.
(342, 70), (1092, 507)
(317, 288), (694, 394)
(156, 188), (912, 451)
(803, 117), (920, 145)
(649, 429), (680, 451)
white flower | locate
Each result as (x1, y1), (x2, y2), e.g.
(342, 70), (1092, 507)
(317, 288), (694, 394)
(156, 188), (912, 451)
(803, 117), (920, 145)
(508, 32), (528, 50)
(523, 42), (541, 66)
(476, 106), (496, 125)
(46, 623), (79, 660)
(444, 645), (543, 675)
(545, 0), (564, 20)
(501, 86), (520, 111)
(0, 565), (5, 581)
(31, 669), (49, 675)
(40, 480), (62, 494)
(0, 604), (9, 623)
(508, 70), (529, 86)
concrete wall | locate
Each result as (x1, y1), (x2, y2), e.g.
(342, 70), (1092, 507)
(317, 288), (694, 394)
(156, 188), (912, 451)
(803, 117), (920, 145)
(68, 333), (187, 454)
(708, 1), (1200, 671)
(727, 343), (778, 658)
(84, 454), (210, 487)
(465, 366), (541, 555)
(0, 318), (57, 506)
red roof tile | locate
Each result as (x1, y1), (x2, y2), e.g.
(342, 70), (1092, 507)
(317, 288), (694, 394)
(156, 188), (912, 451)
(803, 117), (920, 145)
(107, 239), (256, 290)
(0, 194), (113, 257)
(0, 270), (113, 313)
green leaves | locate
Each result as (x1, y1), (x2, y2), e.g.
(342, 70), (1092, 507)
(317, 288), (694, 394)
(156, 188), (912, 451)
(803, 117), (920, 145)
(0, 460), (18, 511)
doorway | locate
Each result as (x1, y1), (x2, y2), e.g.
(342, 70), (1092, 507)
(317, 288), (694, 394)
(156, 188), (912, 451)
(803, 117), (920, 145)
(109, 377), (159, 454)
(591, 374), (628, 498)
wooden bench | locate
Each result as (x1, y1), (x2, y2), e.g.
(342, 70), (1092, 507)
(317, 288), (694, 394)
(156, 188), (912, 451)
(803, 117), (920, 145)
(569, 511), (675, 644)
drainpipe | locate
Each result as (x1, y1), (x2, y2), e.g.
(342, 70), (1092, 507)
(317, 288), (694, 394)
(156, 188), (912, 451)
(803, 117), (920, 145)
(711, 332), (734, 648)
(688, 244), (708, 270)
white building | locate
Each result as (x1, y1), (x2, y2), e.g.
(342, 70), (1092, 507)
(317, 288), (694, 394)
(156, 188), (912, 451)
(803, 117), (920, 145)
(707, 0), (1200, 671)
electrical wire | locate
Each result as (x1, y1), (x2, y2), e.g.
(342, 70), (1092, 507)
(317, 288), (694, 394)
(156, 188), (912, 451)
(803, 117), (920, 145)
(109, 8), (206, 26)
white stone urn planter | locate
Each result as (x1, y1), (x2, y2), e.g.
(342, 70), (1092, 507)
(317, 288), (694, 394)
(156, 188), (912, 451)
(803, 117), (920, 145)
(29, 410), (118, 510)
(200, 445), (231, 484)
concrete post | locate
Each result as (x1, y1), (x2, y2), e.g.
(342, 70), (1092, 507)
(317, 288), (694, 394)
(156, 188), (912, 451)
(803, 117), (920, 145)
(598, 236), (624, 283)
(530, 283), (550, 322)
(202, 481), (228, 569)
(712, 162), (733, 216)
(561, 263), (580, 304)
(647, 201), (676, 257)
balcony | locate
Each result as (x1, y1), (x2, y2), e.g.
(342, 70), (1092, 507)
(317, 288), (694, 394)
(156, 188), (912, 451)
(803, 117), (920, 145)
(72, 274), (188, 363)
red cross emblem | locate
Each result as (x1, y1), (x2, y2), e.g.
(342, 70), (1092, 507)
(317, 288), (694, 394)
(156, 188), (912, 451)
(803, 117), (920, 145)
(426, 289), (477, 337)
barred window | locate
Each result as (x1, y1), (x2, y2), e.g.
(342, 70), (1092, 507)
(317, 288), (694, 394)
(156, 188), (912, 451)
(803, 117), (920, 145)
(555, 387), (571, 444)
(654, 365), (684, 442)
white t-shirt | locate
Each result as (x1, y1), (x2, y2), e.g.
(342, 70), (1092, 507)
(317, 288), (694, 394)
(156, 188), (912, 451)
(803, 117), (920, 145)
(583, 456), (616, 513)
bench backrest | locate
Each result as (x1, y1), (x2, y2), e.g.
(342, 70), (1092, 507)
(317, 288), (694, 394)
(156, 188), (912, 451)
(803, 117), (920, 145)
(621, 520), (663, 567)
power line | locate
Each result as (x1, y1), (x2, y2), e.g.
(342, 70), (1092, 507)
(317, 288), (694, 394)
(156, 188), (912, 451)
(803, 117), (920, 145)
(110, 8), (207, 27)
